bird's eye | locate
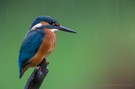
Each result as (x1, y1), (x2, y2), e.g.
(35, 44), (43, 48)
(53, 23), (59, 26)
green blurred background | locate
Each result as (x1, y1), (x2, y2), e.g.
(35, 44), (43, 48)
(0, 0), (135, 89)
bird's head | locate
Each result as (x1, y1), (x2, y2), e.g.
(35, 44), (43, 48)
(30, 16), (77, 33)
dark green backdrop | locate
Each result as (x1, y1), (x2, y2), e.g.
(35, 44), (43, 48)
(0, 0), (135, 89)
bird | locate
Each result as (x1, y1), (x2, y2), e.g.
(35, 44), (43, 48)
(18, 16), (77, 78)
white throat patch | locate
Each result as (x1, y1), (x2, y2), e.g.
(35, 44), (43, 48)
(31, 23), (42, 30)
(51, 29), (59, 32)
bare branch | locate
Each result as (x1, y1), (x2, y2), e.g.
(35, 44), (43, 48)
(24, 59), (49, 89)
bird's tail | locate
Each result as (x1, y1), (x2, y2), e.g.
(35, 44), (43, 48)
(19, 68), (23, 79)
(19, 67), (28, 79)
(19, 72), (23, 79)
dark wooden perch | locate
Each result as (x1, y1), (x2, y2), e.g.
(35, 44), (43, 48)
(24, 58), (49, 89)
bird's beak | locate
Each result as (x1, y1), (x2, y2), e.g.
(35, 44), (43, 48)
(55, 26), (77, 33)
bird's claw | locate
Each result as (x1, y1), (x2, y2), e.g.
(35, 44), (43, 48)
(35, 66), (41, 70)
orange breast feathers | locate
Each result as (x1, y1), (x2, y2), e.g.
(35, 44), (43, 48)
(29, 28), (56, 67)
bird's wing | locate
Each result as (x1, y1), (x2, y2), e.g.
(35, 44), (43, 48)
(18, 29), (45, 71)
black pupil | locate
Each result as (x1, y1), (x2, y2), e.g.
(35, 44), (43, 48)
(53, 23), (59, 26)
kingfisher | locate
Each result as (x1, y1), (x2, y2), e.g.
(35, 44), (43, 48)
(18, 16), (76, 78)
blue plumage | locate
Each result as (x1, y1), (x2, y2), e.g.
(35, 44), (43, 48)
(18, 29), (45, 74)
(30, 16), (58, 29)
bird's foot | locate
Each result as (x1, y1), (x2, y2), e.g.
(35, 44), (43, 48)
(35, 66), (41, 70)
